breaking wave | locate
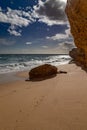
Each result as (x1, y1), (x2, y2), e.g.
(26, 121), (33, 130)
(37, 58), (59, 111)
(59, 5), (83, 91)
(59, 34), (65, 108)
(0, 54), (71, 74)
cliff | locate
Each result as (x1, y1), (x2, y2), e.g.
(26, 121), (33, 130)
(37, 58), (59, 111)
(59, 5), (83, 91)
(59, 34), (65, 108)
(65, 0), (87, 67)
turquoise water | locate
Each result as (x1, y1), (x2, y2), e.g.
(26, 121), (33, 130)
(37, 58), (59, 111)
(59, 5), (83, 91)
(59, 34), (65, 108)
(0, 54), (71, 74)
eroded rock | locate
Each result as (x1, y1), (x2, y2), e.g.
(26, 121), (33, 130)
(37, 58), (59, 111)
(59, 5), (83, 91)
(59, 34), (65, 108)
(69, 48), (85, 66)
(66, 0), (87, 67)
(29, 64), (57, 80)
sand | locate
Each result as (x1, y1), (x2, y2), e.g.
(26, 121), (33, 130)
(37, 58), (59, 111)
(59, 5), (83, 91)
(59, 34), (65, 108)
(0, 64), (87, 130)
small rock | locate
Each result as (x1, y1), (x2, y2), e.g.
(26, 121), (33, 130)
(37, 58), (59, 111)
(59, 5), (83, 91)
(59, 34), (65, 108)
(58, 71), (67, 74)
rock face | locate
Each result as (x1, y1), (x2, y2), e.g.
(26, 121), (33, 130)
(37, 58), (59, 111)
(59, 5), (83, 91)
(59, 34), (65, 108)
(29, 64), (57, 80)
(69, 48), (85, 66)
(65, 0), (87, 67)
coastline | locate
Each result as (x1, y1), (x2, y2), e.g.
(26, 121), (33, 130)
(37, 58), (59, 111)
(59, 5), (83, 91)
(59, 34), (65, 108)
(0, 63), (87, 129)
(0, 72), (25, 84)
(0, 62), (69, 84)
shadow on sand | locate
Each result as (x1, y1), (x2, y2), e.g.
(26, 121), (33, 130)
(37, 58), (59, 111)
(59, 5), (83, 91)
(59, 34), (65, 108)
(25, 71), (67, 82)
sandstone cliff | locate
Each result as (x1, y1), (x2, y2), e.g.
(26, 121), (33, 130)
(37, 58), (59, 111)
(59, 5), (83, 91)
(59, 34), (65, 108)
(65, 0), (87, 67)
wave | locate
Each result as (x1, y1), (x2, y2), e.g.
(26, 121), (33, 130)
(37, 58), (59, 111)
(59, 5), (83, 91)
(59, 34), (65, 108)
(0, 55), (71, 74)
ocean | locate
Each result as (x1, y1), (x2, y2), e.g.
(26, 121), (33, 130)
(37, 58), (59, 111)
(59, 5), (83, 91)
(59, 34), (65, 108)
(0, 54), (71, 74)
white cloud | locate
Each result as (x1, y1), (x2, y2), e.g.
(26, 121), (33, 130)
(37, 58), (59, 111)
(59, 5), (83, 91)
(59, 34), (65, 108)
(47, 33), (68, 40)
(8, 25), (22, 36)
(42, 45), (48, 48)
(0, 38), (15, 46)
(38, 16), (66, 26)
(0, 0), (68, 36)
(46, 23), (75, 52)
(46, 24), (72, 41)
(0, 7), (30, 26)
(0, 7), (2, 11)
(45, 42), (74, 54)
(0, 7), (35, 36)
(33, 0), (67, 26)
(25, 42), (32, 45)
(8, 30), (21, 36)
(56, 42), (75, 52)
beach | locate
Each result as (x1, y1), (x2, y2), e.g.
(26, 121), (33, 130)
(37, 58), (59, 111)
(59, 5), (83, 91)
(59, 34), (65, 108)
(0, 63), (87, 130)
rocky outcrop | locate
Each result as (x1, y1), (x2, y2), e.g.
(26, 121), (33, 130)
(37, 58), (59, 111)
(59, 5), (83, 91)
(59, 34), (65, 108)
(65, 0), (87, 67)
(29, 64), (57, 81)
(69, 48), (85, 66)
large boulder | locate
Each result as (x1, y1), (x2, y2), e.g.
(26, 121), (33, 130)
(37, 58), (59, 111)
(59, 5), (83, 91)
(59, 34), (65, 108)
(65, 0), (87, 67)
(29, 64), (57, 80)
(69, 48), (85, 66)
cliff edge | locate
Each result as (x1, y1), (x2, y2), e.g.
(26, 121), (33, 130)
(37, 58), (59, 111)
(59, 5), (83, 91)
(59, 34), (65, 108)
(65, 0), (87, 67)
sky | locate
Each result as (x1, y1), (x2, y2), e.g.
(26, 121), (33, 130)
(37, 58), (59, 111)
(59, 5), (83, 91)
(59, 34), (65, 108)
(0, 0), (74, 54)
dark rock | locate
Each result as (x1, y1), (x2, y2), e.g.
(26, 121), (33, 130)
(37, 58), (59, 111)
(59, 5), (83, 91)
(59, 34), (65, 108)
(69, 48), (86, 66)
(29, 64), (57, 81)
(58, 71), (67, 74)
(69, 59), (75, 64)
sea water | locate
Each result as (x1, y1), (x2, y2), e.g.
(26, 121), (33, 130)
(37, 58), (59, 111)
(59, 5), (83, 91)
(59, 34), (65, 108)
(0, 54), (71, 74)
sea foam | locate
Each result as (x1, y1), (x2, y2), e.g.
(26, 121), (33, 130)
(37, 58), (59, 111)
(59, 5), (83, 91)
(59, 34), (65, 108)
(0, 54), (71, 74)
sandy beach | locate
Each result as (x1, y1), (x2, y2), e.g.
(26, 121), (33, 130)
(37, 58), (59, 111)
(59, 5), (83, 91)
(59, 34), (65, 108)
(0, 64), (87, 130)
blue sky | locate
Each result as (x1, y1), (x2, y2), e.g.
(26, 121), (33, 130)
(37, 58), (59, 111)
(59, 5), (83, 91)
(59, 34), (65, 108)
(0, 0), (74, 54)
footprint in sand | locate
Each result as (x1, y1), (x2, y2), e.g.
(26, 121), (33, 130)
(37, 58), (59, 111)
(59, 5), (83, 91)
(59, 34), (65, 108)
(12, 90), (17, 93)
(33, 96), (45, 108)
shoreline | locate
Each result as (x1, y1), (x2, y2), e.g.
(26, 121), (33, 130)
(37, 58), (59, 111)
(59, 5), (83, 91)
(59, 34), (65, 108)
(0, 72), (25, 85)
(0, 63), (87, 130)
(0, 62), (69, 84)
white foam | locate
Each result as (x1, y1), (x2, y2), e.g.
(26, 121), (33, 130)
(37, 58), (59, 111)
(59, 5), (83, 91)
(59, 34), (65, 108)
(0, 55), (71, 74)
